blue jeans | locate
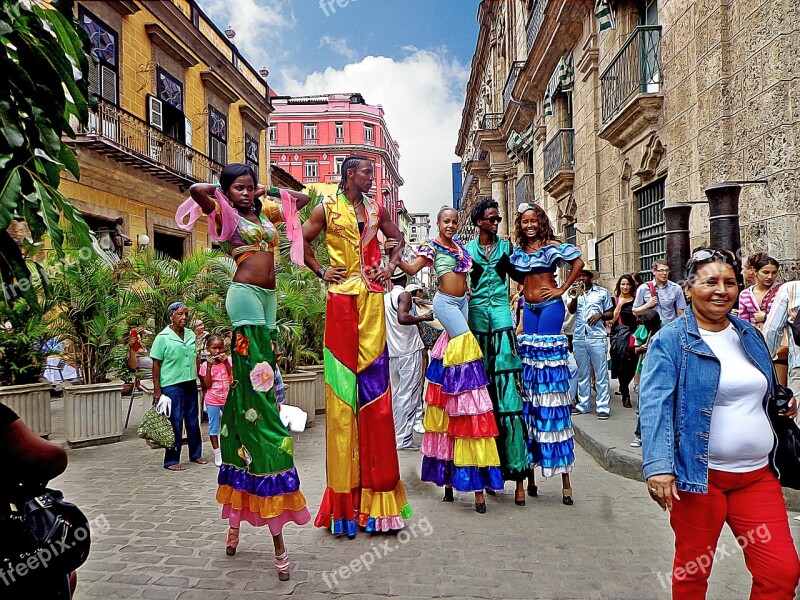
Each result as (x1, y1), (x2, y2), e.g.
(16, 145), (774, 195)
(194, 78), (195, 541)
(433, 291), (470, 338)
(573, 338), (611, 415)
(162, 380), (203, 467)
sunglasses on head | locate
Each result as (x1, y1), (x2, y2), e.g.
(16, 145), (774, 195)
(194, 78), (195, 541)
(482, 216), (502, 224)
(685, 248), (736, 274)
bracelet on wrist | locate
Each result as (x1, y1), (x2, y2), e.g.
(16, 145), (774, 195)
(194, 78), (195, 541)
(268, 186), (281, 198)
(316, 266), (327, 279)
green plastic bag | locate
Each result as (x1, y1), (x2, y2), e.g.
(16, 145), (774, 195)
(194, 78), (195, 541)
(137, 406), (175, 449)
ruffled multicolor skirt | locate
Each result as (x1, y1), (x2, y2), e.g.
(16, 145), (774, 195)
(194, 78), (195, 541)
(420, 331), (504, 492)
(518, 333), (575, 478)
(217, 285), (310, 535)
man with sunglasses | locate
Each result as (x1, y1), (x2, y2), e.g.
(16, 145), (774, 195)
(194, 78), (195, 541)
(465, 199), (530, 489)
(632, 259), (686, 325)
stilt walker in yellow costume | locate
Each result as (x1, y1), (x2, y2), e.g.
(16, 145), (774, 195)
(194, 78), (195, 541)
(302, 155), (412, 537)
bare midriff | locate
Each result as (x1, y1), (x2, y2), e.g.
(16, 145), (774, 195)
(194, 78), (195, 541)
(440, 272), (468, 297)
(523, 271), (557, 304)
(232, 251), (276, 289)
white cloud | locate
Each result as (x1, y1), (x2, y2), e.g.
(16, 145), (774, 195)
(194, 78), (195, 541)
(282, 49), (469, 220)
(195, 0), (295, 69)
(318, 36), (358, 60)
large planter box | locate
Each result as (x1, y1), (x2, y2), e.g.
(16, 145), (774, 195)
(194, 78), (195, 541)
(283, 371), (316, 425)
(0, 382), (52, 437)
(63, 380), (124, 447)
(302, 364), (325, 414)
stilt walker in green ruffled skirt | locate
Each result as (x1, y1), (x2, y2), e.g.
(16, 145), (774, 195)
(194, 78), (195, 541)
(465, 200), (530, 505)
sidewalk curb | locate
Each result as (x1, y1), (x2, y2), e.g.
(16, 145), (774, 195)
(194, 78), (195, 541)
(573, 422), (800, 512)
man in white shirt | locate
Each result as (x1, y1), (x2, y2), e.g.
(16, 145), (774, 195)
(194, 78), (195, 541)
(632, 259), (686, 324)
(384, 272), (434, 449)
(569, 268), (614, 419)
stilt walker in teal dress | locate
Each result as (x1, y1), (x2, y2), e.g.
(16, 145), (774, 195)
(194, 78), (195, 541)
(465, 200), (530, 506)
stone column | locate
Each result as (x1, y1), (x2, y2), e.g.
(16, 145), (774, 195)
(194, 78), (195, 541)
(663, 204), (692, 283)
(705, 182), (743, 285)
(489, 168), (509, 237)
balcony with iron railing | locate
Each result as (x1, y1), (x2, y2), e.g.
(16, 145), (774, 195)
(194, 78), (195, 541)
(75, 100), (224, 185)
(598, 26), (664, 147)
(543, 128), (575, 198)
(481, 113), (503, 130)
(526, 0), (547, 53)
(503, 61), (525, 113)
(515, 173), (536, 205)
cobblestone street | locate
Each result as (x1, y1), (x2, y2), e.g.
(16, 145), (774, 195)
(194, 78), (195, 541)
(54, 410), (800, 600)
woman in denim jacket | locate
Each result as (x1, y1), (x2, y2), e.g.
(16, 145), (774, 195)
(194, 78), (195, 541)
(639, 249), (799, 599)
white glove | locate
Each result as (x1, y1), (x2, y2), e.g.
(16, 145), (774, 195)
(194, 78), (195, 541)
(155, 394), (172, 417)
(279, 404), (307, 433)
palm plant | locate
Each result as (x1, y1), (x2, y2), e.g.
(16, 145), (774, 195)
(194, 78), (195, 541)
(0, 297), (52, 386)
(275, 262), (326, 373)
(121, 248), (233, 333)
(46, 252), (131, 384)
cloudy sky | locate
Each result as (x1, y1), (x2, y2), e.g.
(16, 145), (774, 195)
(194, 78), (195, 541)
(195, 0), (481, 217)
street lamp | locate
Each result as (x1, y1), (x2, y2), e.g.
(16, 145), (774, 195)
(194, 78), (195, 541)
(137, 234), (150, 250)
(224, 25), (235, 39)
(259, 67), (269, 79)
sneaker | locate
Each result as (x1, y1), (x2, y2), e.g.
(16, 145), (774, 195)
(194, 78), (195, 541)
(213, 448), (223, 467)
(571, 407), (587, 416)
(629, 437), (642, 448)
(399, 442), (421, 451)
(597, 414), (610, 420)
(413, 421), (425, 434)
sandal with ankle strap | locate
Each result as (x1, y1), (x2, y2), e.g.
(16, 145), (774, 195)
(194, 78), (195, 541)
(275, 550), (290, 581)
(226, 527), (239, 556)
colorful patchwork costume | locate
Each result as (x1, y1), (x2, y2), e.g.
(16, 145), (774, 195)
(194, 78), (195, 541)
(314, 190), (411, 536)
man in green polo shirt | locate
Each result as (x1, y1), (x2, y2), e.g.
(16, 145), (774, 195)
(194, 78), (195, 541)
(151, 302), (207, 471)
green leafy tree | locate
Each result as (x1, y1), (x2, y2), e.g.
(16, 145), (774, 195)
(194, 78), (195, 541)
(0, 0), (94, 305)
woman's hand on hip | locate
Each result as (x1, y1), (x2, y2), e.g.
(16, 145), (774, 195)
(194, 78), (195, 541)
(539, 285), (564, 300)
(647, 474), (680, 511)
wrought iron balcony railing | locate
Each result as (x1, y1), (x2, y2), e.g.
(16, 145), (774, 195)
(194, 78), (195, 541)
(515, 173), (536, 205)
(526, 0), (547, 53)
(599, 26), (663, 123)
(481, 112), (503, 130)
(503, 61), (525, 113)
(543, 128), (574, 183)
(76, 100), (224, 185)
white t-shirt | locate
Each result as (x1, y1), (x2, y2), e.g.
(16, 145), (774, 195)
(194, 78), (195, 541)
(384, 286), (424, 358)
(700, 324), (772, 472)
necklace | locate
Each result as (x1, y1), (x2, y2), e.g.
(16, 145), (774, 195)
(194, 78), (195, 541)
(436, 237), (458, 251)
(526, 240), (544, 252)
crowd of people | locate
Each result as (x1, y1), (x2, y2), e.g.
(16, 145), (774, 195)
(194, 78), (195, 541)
(4, 154), (800, 599)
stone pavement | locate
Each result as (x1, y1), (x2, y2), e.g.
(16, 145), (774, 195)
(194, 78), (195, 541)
(51, 397), (800, 600)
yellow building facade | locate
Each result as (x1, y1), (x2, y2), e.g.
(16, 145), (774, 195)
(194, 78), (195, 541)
(62, 0), (284, 258)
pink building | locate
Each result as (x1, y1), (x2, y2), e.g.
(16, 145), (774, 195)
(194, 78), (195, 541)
(269, 93), (404, 224)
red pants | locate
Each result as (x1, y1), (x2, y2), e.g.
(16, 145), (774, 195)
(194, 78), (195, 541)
(669, 466), (800, 599)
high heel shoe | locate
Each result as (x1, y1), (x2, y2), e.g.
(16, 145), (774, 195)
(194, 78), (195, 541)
(275, 550), (290, 581)
(442, 487), (454, 502)
(475, 500), (486, 514)
(622, 395), (632, 408)
(562, 487), (574, 506)
(527, 484), (538, 498)
(225, 527), (239, 556)
(514, 489), (526, 506)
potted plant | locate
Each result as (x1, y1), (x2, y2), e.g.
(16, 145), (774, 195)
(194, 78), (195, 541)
(47, 251), (130, 447)
(0, 296), (55, 437)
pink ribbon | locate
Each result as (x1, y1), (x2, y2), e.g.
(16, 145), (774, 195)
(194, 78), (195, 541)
(280, 189), (305, 266)
(175, 188), (237, 242)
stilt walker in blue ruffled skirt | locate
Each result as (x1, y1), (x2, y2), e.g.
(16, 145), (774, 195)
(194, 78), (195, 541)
(510, 203), (584, 506)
